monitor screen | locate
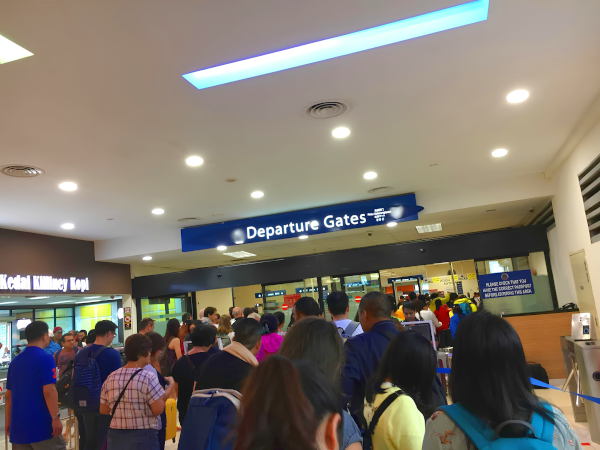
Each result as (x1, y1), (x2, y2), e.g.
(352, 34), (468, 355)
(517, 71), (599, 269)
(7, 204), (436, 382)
(401, 320), (436, 350)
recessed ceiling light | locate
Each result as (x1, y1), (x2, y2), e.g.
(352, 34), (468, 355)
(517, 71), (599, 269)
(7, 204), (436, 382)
(58, 181), (78, 192)
(331, 126), (351, 139)
(386, 222), (398, 228)
(84, 296), (101, 299)
(181, 0), (489, 90)
(216, 245), (228, 251)
(298, 234), (309, 240)
(250, 190), (265, 199)
(506, 89), (530, 104)
(185, 155), (204, 167)
(28, 296), (50, 300)
(0, 301), (17, 305)
(416, 223), (443, 233)
(60, 222), (75, 230)
(75, 299), (105, 304)
(491, 148), (509, 158)
(0, 34), (34, 64)
(48, 300), (73, 305)
(142, 255), (153, 261)
(363, 171), (378, 181)
(151, 207), (165, 216)
(223, 251), (256, 259)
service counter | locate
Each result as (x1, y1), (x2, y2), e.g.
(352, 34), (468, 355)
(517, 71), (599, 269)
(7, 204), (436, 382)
(504, 311), (573, 379)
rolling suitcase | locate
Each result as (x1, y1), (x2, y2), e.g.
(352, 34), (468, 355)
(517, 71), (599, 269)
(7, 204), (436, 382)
(165, 398), (178, 442)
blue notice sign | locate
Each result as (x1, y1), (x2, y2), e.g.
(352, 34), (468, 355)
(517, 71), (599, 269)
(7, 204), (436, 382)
(181, 194), (423, 252)
(478, 270), (535, 300)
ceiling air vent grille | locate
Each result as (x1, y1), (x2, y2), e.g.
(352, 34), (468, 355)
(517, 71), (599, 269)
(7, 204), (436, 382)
(307, 101), (348, 119)
(528, 201), (555, 231)
(578, 153), (600, 243)
(1, 165), (44, 178)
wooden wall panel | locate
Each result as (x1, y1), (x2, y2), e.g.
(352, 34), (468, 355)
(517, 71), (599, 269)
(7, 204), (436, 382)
(505, 312), (572, 379)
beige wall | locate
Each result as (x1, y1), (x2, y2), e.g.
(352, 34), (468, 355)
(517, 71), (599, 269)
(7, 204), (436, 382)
(548, 116), (600, 313)
(196, 288), (233, 317)
(232, 284), (262, 309)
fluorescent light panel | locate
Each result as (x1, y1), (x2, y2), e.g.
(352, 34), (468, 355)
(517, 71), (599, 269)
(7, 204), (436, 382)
(76, 299), (105, 304)
(182, 0), (489, 89)
(47, 300), (73, 305)
(416, 223), (443, 233)
(29, 296), (50, 300)
(0, 301), (18, 305)
(223, 251), (257, 259)
(0, 34), (34, 64)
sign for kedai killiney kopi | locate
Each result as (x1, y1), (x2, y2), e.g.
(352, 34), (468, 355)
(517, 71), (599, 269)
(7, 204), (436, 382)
(181, 193), (423, 252)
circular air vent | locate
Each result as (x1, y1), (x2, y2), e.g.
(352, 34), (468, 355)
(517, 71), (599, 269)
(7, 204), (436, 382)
(1, 165), (44, 178)
(307, 101), (348, 119)
(368, 186), (392, 195)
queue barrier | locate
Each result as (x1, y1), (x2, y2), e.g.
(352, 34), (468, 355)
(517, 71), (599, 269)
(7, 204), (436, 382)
(435, 367), (600, 405)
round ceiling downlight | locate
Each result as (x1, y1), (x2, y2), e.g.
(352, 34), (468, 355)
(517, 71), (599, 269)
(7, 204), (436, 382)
(506, 89), (530, 104)
(491, 148), (509, 158)
(1, 165), (44, 178)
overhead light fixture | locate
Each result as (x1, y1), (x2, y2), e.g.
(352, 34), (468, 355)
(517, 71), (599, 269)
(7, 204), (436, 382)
(182, 0), (489, 90)
(185, 155), (204, 167)
(223, 251), (257, 259)
(75, 299), (104, 304)
(386, 222), (398, 228)
(250, 190), (265, 199)
(331, 126), (351, 139)
(298, 234), (309, 240)
(216, 245), (228, 251)
(0, 301), (18, 305)
(151, 207), (165, 216)
(84, 296), (101, 299)
(491, 148), (509, 158)
(363, 171), (378, 181)
(58, 181), (78, 192)
(48, 300), (73, 305)
(142, 255), (153, 261)
(506, 88), (530, 104)
(60, 222), (75, 230)
(28, 296), (50, 300)
(0, 34), (33, 64)
(416, 223), (443, 233)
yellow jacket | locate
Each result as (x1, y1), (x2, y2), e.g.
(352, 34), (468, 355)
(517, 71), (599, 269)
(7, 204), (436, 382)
(364, 383), (425, 450)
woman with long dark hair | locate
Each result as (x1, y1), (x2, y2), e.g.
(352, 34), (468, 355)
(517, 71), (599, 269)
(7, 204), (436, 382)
(256, 313), (284, 362)
(279, 317), (362, 450)
(423, 311), (579, 449)
(160, 318), (181, 376)
(364, 331), (436, 450)
(235, 356), (342, 450)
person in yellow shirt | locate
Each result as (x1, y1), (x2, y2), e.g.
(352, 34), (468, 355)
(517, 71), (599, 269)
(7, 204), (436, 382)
(364, 331), (438, 450)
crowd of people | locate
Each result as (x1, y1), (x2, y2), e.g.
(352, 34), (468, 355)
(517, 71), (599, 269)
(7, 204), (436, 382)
(5, 290), (581, 450)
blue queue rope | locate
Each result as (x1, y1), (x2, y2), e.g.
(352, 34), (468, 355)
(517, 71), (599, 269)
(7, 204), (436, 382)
(435, 367), (600, 405)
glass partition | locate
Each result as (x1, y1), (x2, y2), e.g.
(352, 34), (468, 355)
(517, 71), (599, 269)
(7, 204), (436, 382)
(75, 301), (121, 343)
(139, 297), (190, 337)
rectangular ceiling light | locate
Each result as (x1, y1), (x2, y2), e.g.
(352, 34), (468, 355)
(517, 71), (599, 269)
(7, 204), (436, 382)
(223, 251), (257, 259)
(182, 0), (489, 90)
(416, 223), (443, 233)
(0, 301), (17, 305)
(47, 300), (73, 305)
(0, 34), (34, 64)
(29, 296), (50, 300)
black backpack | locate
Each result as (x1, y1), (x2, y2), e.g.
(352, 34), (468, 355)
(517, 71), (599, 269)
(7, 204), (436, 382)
(56, 358), (75, 408)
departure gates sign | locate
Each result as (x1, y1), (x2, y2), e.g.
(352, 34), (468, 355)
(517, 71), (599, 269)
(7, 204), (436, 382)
(181, 194), (423, 252)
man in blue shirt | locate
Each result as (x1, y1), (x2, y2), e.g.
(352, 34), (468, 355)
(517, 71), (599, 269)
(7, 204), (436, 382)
(6, 320), (66, 449)
(74, 320), (122, 450)
(43, 327), (62, 356)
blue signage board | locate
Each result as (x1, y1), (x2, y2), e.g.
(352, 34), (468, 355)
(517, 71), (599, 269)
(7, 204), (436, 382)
(255, 290), (287, 299)
(478, 270), (535, 300)
(181, 194), (423, 252)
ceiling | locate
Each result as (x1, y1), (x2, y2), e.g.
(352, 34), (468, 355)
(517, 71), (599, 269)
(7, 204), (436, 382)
(0, 295), (121, 307)
(1, 0), (599, 272)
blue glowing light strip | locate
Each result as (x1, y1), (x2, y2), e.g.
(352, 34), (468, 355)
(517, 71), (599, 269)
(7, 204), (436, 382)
(182, 0), (489, 90)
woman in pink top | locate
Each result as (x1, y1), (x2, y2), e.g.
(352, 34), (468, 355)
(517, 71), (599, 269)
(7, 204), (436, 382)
(256, 314), (284, 362)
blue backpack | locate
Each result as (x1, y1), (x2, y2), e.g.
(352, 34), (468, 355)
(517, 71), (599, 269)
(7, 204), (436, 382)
(178, 389), (242, 450)
(71, 346), (107, 411)
(441, 403), (555, 449)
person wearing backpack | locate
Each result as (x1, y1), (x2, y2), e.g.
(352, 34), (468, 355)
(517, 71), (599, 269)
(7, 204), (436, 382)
(73, 320), (122, 450)
(364, 332), (438, 450)
(171, 324), (219, 423)
(327, 291), (363, 339)
(423, 311), (580, 449)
